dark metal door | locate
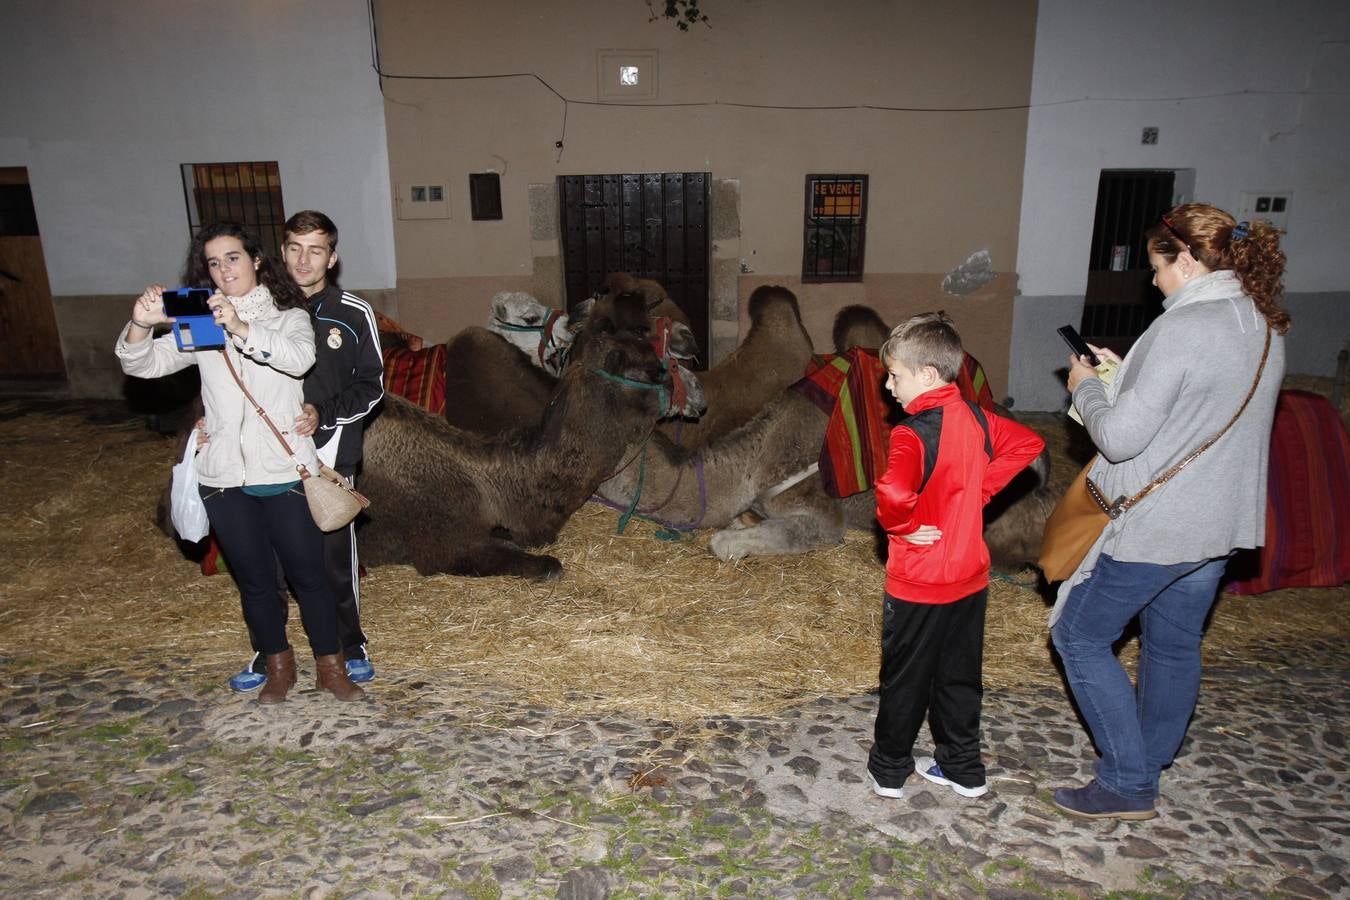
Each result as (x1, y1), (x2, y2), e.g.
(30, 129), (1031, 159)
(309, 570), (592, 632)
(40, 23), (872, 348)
(1081, 170), (1175, 355)
(558, 172), (710, 367)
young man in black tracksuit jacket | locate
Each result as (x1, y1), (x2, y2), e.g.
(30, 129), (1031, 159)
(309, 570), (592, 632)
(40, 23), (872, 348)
(229, 210), (385, 691)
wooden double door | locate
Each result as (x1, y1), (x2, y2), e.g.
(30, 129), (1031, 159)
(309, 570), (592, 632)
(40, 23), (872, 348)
(558, 172), (710, 367)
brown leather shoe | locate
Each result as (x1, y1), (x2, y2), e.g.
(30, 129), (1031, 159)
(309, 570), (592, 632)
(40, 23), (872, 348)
(314, 653), (366, 701)
(256, 648), (297, 705)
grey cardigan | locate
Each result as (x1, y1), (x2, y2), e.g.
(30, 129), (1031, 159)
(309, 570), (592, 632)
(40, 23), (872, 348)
(1052, 270), (1285, 618)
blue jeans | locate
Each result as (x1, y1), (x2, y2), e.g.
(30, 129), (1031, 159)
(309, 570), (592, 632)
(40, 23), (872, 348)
(1051, 553), (1229, 799)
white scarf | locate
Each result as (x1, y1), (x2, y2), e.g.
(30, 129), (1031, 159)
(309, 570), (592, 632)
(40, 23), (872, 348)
(227, 285), (275, 323)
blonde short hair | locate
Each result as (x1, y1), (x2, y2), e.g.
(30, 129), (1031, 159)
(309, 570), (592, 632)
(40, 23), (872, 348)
(879, 311), (963, 382)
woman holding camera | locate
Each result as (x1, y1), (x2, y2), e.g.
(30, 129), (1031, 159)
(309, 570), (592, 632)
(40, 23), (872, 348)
(1049, 203), (1288, 819)
(115, 222), (363, 704)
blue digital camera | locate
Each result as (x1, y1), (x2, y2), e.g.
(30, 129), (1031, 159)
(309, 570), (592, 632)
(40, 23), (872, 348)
(162, 288), (227, 351)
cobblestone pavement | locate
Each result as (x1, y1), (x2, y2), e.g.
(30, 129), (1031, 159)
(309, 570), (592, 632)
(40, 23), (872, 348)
(1, 640), (1345, 899)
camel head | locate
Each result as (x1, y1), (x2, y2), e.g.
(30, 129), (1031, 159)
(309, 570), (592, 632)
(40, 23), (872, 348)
(486, 291), (574, 376)
(588, 272), (693, 329)
(566, 291), (706, 422)
(571, 290), (700, 365)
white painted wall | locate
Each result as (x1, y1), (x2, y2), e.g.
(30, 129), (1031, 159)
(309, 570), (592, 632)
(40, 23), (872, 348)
(1011, 0), (1350, 410)
(0, 0), (396, 294)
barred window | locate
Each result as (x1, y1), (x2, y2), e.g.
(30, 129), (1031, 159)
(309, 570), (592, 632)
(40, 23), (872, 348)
(180, 161), (286, 249)
(802, 174), (868, 282)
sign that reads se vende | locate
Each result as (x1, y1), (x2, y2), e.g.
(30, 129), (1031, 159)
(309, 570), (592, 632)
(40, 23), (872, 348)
(809, 175), (867, 220)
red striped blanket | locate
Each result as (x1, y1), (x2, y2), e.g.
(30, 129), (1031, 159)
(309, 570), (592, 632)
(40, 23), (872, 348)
(792, 349), (996, 498)
(1223, 390), (1350, 594)
(383, 342), (448, 415)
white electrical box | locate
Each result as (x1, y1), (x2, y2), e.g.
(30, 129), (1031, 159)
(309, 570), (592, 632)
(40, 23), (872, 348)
(1237, 191), (1291, 232)
(396, 182), (450, 220)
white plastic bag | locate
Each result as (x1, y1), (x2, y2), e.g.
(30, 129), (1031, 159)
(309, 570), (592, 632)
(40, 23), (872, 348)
(170, 428), (210, 542)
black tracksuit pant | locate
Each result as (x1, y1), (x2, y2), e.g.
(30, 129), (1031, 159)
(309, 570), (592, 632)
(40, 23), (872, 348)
(868, 587), (988, 790)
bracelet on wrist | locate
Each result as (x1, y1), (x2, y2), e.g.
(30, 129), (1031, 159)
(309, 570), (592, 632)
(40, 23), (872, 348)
(132, 319), (156, 329)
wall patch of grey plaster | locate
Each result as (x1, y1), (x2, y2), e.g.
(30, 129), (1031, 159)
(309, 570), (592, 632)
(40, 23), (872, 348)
(942, 249), (995, 295)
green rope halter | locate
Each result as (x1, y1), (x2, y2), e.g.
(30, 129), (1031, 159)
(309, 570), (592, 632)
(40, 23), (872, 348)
(589, 366), (669, 416)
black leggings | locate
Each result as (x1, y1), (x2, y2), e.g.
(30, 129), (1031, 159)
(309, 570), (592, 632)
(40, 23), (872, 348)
(201, 485), (339, 656)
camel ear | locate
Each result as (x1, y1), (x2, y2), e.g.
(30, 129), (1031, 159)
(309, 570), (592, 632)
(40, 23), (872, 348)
(572, 296), (595, 323)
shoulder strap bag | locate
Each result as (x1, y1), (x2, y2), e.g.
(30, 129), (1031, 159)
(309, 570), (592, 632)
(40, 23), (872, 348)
(1038, 325), (1271, 582)
(221, 349), (370, 532)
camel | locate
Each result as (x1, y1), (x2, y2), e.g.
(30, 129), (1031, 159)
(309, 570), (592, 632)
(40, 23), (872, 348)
(407, 292), (1050, 567)
(443, 278), (700, 436)
(657, 284), (814, 448)
(358, 292), (706, 580)
(593, 305), (1054, 567)
(448, 281), (814, 451)
(597, 388), (1050, 567)
(442, 327), (559, 436)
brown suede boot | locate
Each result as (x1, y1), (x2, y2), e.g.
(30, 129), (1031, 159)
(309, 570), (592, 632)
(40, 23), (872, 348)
(314, 653), (366, 701)
(256, 649), (297, 705)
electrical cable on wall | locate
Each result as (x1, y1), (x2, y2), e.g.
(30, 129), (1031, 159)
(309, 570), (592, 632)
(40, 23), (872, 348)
(366, 0), (1349, 160)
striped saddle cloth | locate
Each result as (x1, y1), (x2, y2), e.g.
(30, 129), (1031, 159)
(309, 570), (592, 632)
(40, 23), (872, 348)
(792, 349), (996, 498)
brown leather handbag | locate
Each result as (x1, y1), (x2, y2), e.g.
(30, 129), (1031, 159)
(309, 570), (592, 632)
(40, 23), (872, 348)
(1038, 325), (1271, 582)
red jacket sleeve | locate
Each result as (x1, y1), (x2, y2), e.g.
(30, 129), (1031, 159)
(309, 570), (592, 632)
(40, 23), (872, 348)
(981, 413), (1046, 503)
(875, 426), (925, 535)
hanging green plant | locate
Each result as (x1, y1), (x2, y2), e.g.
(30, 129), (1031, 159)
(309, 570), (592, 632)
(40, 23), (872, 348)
(646, 0), (709, 30)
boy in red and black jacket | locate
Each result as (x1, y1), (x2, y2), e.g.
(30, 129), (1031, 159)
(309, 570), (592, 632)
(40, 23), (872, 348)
(867, 312), (1044, 800)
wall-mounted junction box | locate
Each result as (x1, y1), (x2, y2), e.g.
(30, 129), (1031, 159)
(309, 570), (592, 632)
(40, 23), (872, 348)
(1237, 191), (1291, 231)
(396, 182), (449, 220)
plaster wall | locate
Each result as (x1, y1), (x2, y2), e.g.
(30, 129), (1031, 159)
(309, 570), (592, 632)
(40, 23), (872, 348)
(374, 0), (1036, 356)
(0, 0), (396, 397)
(1011, 0), (1350, 409)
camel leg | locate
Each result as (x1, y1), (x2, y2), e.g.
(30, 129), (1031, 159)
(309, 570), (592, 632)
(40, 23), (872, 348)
(709, 511), (845, 560)
(710, 476), (847, 561)
(443, 541), (563, 581)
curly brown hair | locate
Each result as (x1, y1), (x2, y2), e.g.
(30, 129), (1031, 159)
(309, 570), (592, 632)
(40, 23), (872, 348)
(180, 222), (304, 311)
(1145, 202), (1290, 334)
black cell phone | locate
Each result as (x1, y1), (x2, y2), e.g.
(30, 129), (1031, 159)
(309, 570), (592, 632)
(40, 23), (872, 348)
(1057, 325), (1100, 366)
(161, 288), (213, 318)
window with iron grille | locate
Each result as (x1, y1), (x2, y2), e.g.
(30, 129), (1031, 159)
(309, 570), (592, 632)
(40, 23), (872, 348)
(802, 174), (868, 282)
(180, 161), (286, 249)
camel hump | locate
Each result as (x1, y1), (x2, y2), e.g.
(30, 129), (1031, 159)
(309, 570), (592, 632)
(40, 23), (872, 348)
(832, 304), (890, 354)
(747, 285), (802, 325)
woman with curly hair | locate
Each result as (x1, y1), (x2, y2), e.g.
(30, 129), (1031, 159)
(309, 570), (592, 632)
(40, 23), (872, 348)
(1050, 203), (1288, 819)
(115, 222), (364, 705)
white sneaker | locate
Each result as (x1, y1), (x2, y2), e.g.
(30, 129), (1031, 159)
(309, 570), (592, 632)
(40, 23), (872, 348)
(868, 771), (904, 799)
(914, 756), (988, 798)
